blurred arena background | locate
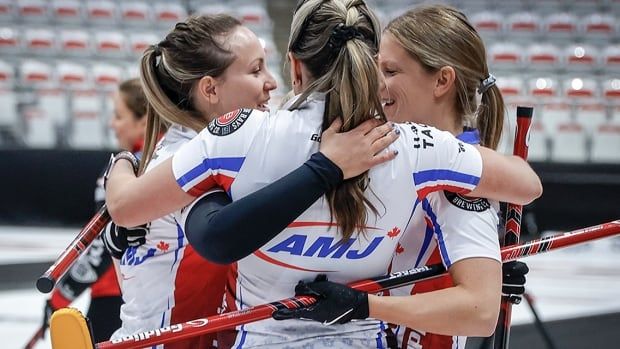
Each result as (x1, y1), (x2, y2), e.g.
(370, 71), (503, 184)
(0, 0), (618, 348)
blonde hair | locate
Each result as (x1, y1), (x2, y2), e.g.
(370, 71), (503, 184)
(139, 15), (241, 173)
(385, 5), (505, 149)
(288, 0), (384, 240)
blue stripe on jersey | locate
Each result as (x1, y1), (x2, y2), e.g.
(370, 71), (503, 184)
(236, 283), (248, 349)
(456, 129), (480, 144)
(176, 157), (246, 187)
(413, 169), (480, 187)
(414, 198), (435, 268)
(171, 220), (184, 272)
(422, 200), (452, 267)
(376, 321), (386, 349)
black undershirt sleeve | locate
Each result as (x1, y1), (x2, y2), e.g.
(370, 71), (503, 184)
(185, 152), (343, 264)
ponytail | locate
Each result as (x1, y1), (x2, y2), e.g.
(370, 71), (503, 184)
(288, 0), (383, 240)
(478, 84), (505, 149)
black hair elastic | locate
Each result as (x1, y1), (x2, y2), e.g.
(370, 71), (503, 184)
(328, 23), (363, 50)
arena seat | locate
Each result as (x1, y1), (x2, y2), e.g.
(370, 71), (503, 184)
(543, 12), (578, 41)
(86, 0), (117, 26)
(470, 11), (503, 39)
(528, 120), (549, 162)
(506, 12), (540, 40)
(0, 60), (18, 132)
(238, 4), (271, 33)
(550, 121), (588, 163)
(69, 89), (105, 149)
(59, 29), (90, 56)
(120, 2), (152, 27)
(17, 0), (48, 22)
(564, 44), (599, 72)
(0, 26), (20, 54)
(23, 107), (57, 148)
(153, 3), (187, 28)
(94, 31), (126, 57)
(24, 28), (56, 56)
(0, 0), (14, 21)
(602, 45), (620, 73)
(581, 13), (615, 41)
(525, 43), (561, 71)
(193, 3), (232, 16)
(51, 0), (82, 24)
(128, 32), (159, 57)
(488, 43), (522, 70)
(590, 123), (620, 163)
(20, 60), (53, 86)
(93, 63), (123, 91)
(57, 61), (88, 88)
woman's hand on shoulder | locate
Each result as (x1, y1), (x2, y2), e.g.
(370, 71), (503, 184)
(319, 118), (399, 179)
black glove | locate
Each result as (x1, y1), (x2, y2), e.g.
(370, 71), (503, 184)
(502, 261), (529, 304)
(272, 275), (369, 325)
(102, 222), (148, 259)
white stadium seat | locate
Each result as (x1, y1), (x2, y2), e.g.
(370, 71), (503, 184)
(0, 0), (14, 22)
(525, 43), (561, 71)
(564, 44), (599, 72)
(564, 77), (598, 100)
(496, 76), (525, 101)
(0, 60), (18, 132)
(602, 45), (620, 73)
(540, 99), (572, 132)
(153, 3), (187, 27)
(70, 90), (104, 149)
(237, 5), (271, 32)
(24, 28), (56, 56)
(194, 4), (231, 16)
(470, 11), (503, 39)
(20, 60), (54, 87)
(86, 0), (117, 26)
(59, 29), (90, 56)
(94, 31), (126, 57)
(543, 12), (578, 41)
(0, 27), (20, 54)
(17, 0), (48, 22)
(506, 12), (540, 39)
(581, 13), (615, 41)
(527, 121), (548, 162)
(488, 43), (522, 70)
(591, 123), (620, 163)
(528, 76), (560, 99)
(120, 2), (152, 27)
(128, 32), (159, 57)
(92, 63), (123, 91)
(57, 61), (88, 88)
(575, 99), (608, 133)
(51, 0), (82, 23)
(23, 107), (57, 148)
(550, 122), (588, 163)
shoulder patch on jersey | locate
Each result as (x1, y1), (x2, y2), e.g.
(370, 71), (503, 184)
(444, 191), (490, 212)
(208, 108), (253, 136)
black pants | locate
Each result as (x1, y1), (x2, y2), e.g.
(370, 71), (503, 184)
(86, 296), (123, 343)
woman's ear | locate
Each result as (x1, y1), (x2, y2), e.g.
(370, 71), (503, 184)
(288, 52), (303, 92)
(196, 75), (219, 105)
(434, 66), (456, 98)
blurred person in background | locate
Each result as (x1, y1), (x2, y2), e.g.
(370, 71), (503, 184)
(42, 78), (150, 343)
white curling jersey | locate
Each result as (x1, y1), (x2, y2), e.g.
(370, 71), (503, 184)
(112, 125), (228, 349)
(171, 93), (484, 349)
(388, 130), (501, 349)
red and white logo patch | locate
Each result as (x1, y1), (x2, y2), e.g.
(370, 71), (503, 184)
(208, 108), (253, 136)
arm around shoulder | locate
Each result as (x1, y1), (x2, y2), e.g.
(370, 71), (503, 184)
(470, 146), (542, 205)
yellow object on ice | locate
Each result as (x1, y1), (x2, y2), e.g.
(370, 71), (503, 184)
(50, 308), (95, 349)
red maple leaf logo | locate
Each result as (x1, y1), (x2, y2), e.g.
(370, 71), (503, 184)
(387, 227), (401, 238)
(395, 243), (404, 254)
(157, 241), (169, 252)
